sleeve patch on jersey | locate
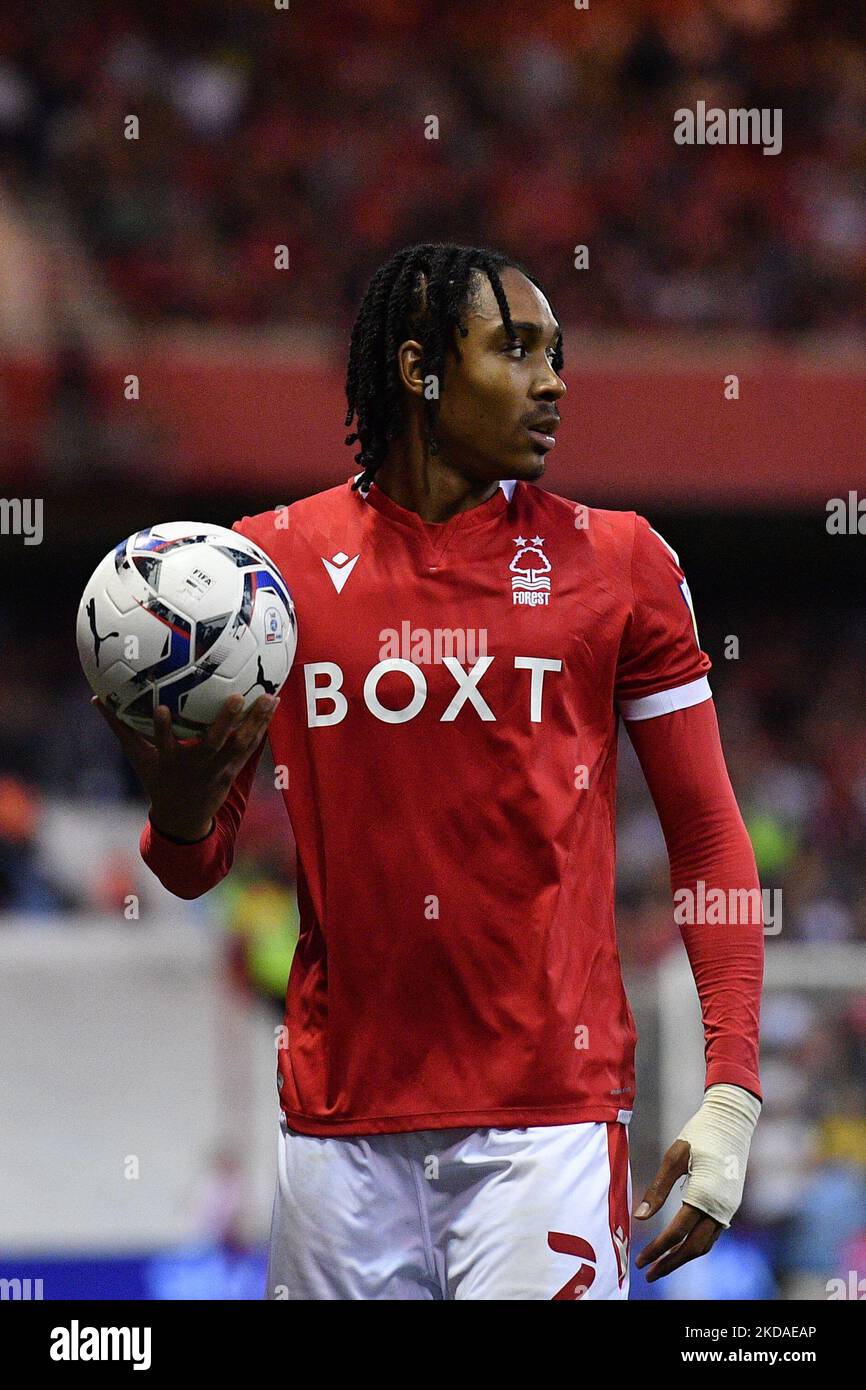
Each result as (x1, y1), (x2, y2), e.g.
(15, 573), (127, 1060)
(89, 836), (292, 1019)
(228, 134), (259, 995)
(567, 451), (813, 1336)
(618, 675), (712, 722)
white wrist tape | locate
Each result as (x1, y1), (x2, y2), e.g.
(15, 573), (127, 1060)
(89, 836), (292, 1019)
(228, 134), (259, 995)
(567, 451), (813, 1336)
(675, 1083), (761, 1228)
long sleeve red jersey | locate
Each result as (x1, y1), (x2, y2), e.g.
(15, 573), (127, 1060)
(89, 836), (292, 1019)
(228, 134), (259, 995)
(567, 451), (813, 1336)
(141, 478), (763, 1133)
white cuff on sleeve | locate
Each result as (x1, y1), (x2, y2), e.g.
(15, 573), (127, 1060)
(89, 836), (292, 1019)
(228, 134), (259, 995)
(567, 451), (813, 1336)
(618, 675), (711, 722)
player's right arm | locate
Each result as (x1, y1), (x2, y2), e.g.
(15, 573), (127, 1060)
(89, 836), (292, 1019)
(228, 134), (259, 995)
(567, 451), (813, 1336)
(92, 691), (279, 899)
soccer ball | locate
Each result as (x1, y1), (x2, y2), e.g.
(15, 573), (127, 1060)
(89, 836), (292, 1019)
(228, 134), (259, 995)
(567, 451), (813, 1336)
(77, 521), (296, 740)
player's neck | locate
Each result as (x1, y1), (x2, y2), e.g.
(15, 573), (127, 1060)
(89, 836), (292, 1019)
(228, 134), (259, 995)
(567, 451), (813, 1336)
(373, 449), (500, 524)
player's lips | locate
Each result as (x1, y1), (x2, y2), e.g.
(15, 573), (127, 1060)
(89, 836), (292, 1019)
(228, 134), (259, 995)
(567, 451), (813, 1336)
(524, 417), (560, 452)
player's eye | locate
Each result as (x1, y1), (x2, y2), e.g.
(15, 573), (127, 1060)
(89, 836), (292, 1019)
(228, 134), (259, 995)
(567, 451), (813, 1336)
(504, 341), (560, 364)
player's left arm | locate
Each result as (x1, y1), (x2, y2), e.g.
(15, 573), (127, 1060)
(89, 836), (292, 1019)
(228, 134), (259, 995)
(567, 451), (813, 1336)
(625, 700), (763, 1282)
(615, 516), (763, 1283)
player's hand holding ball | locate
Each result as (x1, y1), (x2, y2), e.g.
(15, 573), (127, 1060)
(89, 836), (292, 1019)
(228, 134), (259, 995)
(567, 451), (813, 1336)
(77, 520), (296, 841)
(91, 690), (279, 842)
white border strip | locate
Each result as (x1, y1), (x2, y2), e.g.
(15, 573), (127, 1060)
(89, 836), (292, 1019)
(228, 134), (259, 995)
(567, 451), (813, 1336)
(618, 674), (711, 722)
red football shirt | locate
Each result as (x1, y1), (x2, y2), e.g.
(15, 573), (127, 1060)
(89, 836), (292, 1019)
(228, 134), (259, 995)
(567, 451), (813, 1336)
(143, 477), (724, 1134)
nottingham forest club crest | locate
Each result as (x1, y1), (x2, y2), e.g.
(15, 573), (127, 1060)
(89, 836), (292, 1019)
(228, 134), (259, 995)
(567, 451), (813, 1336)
(510, 535), (552, 606)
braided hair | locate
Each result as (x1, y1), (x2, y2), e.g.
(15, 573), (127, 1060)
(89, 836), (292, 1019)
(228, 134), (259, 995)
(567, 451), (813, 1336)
(344, 242), (563, 492)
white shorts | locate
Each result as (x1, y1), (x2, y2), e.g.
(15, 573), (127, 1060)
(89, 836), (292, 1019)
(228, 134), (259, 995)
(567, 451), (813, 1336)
(266, 1116), (632, 1300)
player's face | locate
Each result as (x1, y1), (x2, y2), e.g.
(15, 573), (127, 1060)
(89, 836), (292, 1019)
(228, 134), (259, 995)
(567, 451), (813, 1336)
(434, 267), (566, 484)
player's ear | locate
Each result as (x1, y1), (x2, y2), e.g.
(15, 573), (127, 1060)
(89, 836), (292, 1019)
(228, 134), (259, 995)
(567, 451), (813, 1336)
(396, 339), (426, 397)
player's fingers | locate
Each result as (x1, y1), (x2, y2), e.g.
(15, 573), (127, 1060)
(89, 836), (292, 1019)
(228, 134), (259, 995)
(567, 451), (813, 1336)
(633, 1138), (691, 1220)
(91, 696), (152, 768)
(202, 694), (248, 751)
(643, 1215), (722, 1284)
(221, 693), (279, 745)
(235, 693), (280, 741)
(634, 1202), (702, 1269)
(220, 696), (279, 769)
(152, 705), (180, 758)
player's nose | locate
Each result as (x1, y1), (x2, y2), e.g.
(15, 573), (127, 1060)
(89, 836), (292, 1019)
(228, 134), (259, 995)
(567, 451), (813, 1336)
(531, 367), (567, 402)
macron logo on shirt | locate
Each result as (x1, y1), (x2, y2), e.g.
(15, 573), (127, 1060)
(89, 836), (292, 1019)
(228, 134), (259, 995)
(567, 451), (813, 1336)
(322, 551), (360, 594)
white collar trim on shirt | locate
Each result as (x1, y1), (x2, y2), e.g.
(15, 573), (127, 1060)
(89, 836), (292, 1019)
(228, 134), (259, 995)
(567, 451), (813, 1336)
(355, 473), (517, 503)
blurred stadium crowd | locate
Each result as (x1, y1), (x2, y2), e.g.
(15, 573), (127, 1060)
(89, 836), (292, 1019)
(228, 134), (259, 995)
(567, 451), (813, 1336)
(0, 0), (864, 336)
